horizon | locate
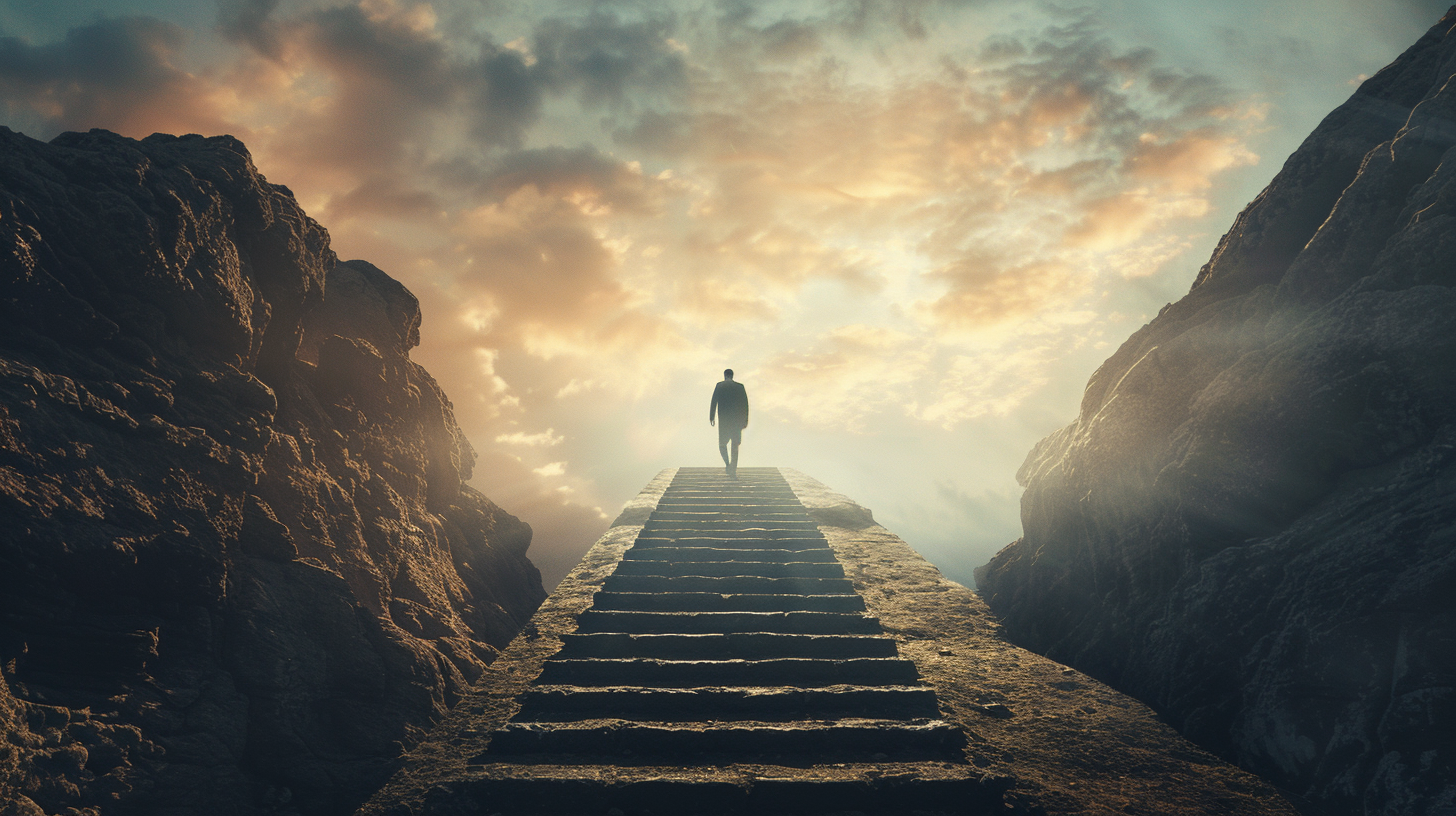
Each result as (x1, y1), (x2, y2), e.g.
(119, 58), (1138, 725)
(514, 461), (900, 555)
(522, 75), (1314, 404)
(1, 0), (1449, 588)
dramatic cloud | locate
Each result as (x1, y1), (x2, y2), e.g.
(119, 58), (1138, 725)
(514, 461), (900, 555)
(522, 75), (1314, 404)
(0, 16), (230, 136)
(0, 0), (1435, 585)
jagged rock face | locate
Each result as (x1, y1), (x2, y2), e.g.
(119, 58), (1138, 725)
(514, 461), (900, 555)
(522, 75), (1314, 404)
(977, 12), (1456, 816)
(0, 129), (546, 815)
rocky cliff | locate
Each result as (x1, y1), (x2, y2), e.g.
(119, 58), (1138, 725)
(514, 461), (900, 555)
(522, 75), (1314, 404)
(0, 128), (546, 815)
(978, 11), (1456, 816)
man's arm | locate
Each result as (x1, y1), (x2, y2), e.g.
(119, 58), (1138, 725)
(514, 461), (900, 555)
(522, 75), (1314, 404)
(709, 383), (719, 426)
(742, 386), (749, 427)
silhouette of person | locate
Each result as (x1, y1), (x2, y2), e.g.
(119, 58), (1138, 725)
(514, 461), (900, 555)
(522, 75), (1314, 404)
(709, 369), (749, 476)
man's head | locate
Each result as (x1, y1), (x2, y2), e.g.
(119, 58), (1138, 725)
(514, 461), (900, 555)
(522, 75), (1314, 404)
(724, 368), (734, 380)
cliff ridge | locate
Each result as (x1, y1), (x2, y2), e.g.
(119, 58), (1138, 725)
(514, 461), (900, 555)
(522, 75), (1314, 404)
(0, 128), (546, 815)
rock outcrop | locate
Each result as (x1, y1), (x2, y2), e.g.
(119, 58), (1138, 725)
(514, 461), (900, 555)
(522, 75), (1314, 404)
(977, 11), (1456, 816)
(0, 128), (546, 815)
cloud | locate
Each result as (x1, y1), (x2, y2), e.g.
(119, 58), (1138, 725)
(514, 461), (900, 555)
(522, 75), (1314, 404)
(282, 2), (458, 174)
(1064, 191), (1210, 251)
(217, 0), (282, 57)
(451, 185), (638, 333)
(755, 325), (932, 430)
(1123, 128), (1259, 193)
(913, 345), (1062, 427)
(531, 12), (688, 109)
(923, 257), (1079, 328)
(465, 45), (545, 147)
(327, 175), (443, 219)
(0, 0), (1290, 598)
(496, 428), (565, 447)
(476, 146), (667, 214)
(758, 19), (824, 62)
(0, 16), (230, 137)
(676, 276), (782, 324)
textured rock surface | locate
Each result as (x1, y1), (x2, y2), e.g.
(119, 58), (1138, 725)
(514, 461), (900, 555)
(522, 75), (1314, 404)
(977, 11), (1456, 816)
(0, 128), (545, 815)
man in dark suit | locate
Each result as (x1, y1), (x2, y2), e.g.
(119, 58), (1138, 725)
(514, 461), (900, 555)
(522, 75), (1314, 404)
(709, 369), (749, 477)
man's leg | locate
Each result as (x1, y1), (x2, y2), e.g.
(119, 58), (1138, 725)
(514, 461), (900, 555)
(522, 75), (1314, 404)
(729, 428), (741, 475)
(719, 428), (732, 470)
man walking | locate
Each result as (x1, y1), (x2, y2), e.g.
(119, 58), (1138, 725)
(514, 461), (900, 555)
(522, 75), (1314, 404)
(709, 369), (749, 477)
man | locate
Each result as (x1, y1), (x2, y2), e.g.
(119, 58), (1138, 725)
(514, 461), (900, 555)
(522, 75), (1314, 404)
(709, 369), (749, 477)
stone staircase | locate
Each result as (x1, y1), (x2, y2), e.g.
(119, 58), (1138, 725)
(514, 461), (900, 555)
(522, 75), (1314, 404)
(466, 467), (996, 814)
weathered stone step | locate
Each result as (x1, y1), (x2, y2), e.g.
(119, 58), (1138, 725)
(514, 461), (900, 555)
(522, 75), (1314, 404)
(591, 592), (865, 613)
(555, 633), (898, 660)
(611, 560), (846, 579)
(482, 718), (964, 760)
(631, 536), (832, 552)
(643, 515), (819, 524)
(656, 500), (805, 507)
(452, 765), (1002, 815)
(642, 520), (823, 532)
(601, 575), (857, 595)
(635, 528), (825, 540)
(664, 481), (795, 487)
(671, 472), (785, 478)
(514, 685), (942, 721)
(659, 494), (800, 502)
(575, 610), (876, 634)
(667, 480), (789, 485)
(623, 546), (838, 563)
(535, 657), (919, 687)
(650, 510), (814, 520)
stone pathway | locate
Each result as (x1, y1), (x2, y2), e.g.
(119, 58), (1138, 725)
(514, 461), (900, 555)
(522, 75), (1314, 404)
(466, 467), (996, 813)
(361, 467), (1300, 816)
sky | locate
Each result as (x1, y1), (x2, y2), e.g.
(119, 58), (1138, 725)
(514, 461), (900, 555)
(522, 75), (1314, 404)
(1, 0), (1449, 589)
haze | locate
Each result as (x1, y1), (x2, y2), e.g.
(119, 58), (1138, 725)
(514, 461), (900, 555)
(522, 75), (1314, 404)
(0, 0), (1446, 587)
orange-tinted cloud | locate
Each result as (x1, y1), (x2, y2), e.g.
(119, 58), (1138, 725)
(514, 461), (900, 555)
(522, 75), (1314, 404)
(0, 0), (1275, 587)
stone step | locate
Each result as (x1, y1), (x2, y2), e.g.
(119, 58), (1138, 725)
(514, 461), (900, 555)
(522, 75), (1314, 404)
(668, 473), (787, 477)
(643, 514), (818, 523)
(650, 510), (815, 520)
(575, 610), (876, 634)
(534, 657), (919, 687)
(601, 575), (858, 595)
(642, 521), (823, 532)
(482, 718), (965, 761)
(662, 481), (791, 486)
(660, 494), (800, 502)
(634, 529), (826, 540)
(670, 473), (788, 477)
(375, 467), (1000, 816)
(454, 764), (1003, 815)
(610, 560), (847, 579)
(515, 685), (942, 721)
(665, 481), (795, 487)
(631, 536), (833, 552)
(623, 547), (838, 563)
(591, 592), (866, 613)
(656, 500), (806, 508)
(555, 633), (899, 660)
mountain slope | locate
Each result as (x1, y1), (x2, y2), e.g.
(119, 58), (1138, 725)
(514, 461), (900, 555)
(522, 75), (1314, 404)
(977, 11), (1456, 816)
(0, 128), (545, 815)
